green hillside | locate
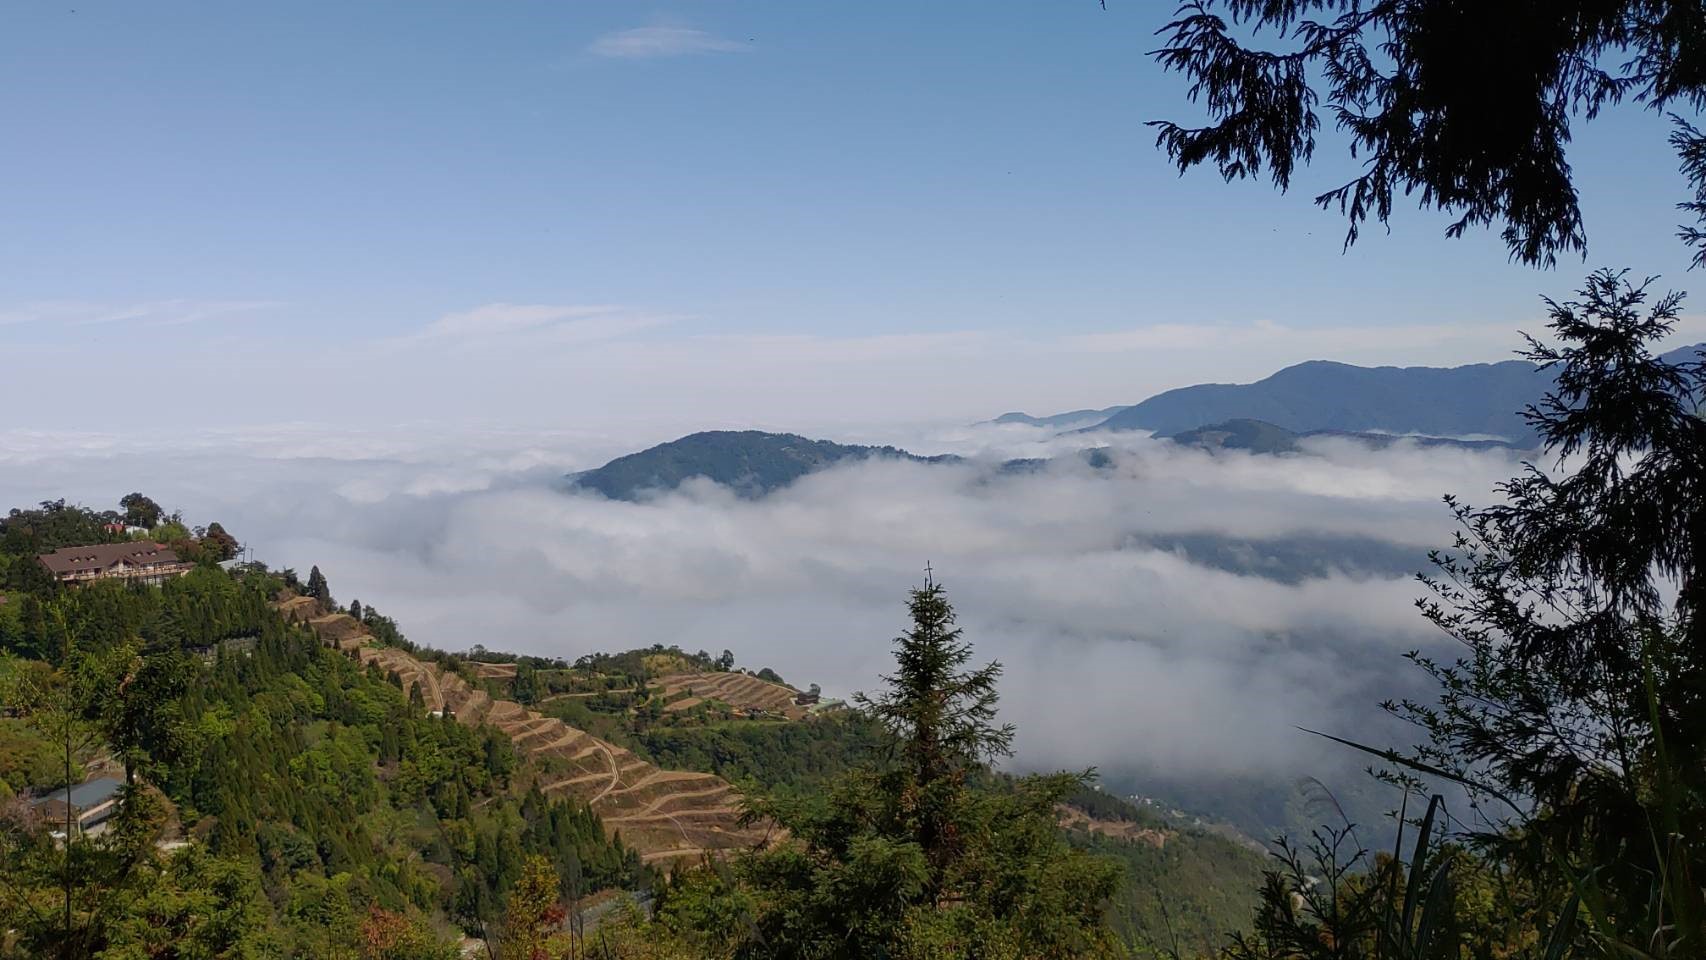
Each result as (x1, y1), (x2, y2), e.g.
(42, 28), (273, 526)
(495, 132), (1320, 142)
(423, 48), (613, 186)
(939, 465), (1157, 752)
(0, 494), (1284, 958)
(568, 430), (959, 500)
(0, 503), (646, 956)
(1169, 418), (1302, 453)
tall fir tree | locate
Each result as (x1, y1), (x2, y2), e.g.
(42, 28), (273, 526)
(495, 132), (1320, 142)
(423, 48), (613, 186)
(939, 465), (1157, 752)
(723, 576), (1122, 959)
(855, 573), (1014, 889)
(305, 565), (332, 608)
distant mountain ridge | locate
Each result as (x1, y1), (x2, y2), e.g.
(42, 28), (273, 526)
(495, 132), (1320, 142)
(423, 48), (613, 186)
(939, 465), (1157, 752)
(1170, 418), (1520, 454)
(568, 430), (958, 501)
(1091, 358), (1546, 439)
(571, 346), (1706, 501)
(990, 406), (1129, 429)
(1000, 343), (1706, 441)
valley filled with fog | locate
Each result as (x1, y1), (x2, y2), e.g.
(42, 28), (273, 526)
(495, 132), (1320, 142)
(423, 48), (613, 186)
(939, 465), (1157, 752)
(0, 420), (1528, 835)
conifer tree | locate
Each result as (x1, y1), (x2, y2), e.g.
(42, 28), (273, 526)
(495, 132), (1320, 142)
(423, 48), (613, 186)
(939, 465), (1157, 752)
(1147, 1), (1706, 268)
(1380, 274), (1706, 955)
(855, 573), (1013, 886)
(305, 565), (332, 607)
(730, 576), (1122, 958)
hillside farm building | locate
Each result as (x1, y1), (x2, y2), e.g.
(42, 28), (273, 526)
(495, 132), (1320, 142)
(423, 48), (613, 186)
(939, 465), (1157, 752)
(30, 777), (125, 838)
(37, 542), (192, 586)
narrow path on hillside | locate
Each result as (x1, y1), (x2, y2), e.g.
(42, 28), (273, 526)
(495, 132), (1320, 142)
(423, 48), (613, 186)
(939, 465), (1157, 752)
(540, 688), (634, 703)
(601, 782), (729, 822)
(590, 743), (622, 805)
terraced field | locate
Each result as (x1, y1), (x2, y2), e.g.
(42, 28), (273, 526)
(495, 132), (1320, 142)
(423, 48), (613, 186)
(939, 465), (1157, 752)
(1057, 805), (1170, 849)
(280, 606), (768, 864)
(653, 671), (808, 720)
(470, 661), (517, 681)
(276, 594), (319, 622)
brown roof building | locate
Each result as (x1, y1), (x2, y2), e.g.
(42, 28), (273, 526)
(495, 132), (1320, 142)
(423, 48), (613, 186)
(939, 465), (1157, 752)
(38, 542), (192, 586)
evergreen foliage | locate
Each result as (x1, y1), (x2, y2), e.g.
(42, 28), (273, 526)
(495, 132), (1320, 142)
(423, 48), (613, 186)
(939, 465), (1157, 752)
(1149, 0), (1706, 267)
(118, 494), (162, 530)
(306, 566), (333, 608)
(0, 500), (124, 568)
(854, 577), (1015, 888)
(1213, 278), (1706, 958)
(0, 557), (641, 958)
(637, 715), (884, 792)
(570, 431), (958, 501)
(654, 578), (1125, 959)
(1363, 274), (1706, 956)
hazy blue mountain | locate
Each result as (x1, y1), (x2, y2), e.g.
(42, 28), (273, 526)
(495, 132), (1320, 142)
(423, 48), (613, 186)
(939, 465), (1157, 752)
(1006, 343), (1706, 441)
(1666, 343), (1706, 360)
(990, 406), (1129, 428)
(1169, 418), (1520, 454)
(1169, 419), (1302, 453)
(1092, 359), (1548, 439)
(578, 346), (1705, 501)
(1134, 531), (1427, 583)
(568, 430), (959, 501)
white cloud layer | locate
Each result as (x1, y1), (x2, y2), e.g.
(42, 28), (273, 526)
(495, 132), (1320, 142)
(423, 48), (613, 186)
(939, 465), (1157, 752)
(0, 422), (1527, 786)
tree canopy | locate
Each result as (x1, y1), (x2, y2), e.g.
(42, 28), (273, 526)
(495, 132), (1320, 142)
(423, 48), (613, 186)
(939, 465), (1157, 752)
(1149, 0), (1706, 266)
(678, 578), (1124, 959)
(119, 493), (163, 530)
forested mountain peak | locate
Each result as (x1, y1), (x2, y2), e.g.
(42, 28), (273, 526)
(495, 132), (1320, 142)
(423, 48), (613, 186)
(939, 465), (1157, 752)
(567, 429), (958, 501)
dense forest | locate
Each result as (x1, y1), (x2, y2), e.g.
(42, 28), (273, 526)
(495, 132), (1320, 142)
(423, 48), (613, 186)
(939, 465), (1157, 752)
(0, 503), (644, 957)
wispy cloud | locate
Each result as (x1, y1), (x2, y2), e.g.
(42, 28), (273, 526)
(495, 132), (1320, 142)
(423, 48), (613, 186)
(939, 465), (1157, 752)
(405, 302), (677, 345)
(0, 299), (279, 327)
(1061, 318), (1523, 356)
(588, 22), (747, 60)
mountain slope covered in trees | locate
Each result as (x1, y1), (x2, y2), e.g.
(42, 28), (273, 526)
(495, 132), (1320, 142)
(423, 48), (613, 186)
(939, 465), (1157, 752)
(0, 497), (1268, 957)
(567, 430), (958, 501)
(0, 533), (644, 955)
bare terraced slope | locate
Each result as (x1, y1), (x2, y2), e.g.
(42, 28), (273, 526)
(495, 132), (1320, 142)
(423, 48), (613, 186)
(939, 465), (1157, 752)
(280, 602), (769, 864)
(653, 670), (808, 720)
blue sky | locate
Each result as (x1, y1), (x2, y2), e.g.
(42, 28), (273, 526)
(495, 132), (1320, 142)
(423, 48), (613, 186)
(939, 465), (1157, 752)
(4, 2), (1702, 435)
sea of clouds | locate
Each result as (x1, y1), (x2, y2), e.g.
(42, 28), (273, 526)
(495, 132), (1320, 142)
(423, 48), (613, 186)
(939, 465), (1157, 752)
(0, 420), (1532, 809)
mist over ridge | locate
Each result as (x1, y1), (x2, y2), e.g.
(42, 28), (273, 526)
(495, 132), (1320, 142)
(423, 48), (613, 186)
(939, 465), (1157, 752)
(11, 340), (1673, 838)
(0, 412), (1529, 832)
